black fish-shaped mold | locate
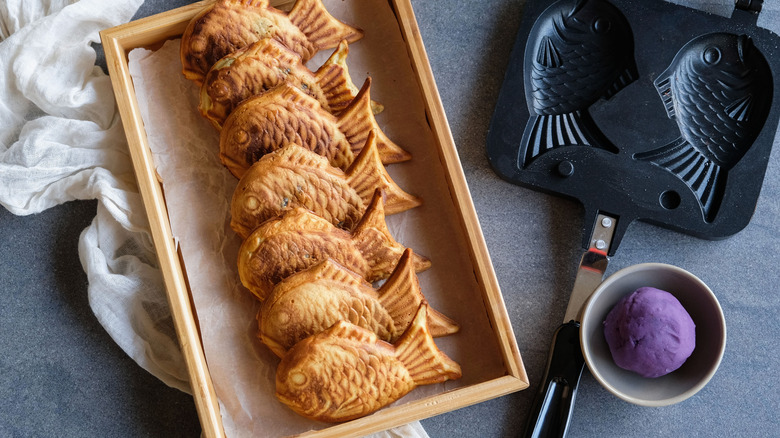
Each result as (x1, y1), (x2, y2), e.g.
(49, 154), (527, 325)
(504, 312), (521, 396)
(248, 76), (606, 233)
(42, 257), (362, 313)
(635, 33), (772, 223)
(518, 0), (638, 168)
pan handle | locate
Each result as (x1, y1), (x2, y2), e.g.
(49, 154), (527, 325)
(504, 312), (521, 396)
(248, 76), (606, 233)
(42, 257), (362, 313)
(522, 321), (585, 438)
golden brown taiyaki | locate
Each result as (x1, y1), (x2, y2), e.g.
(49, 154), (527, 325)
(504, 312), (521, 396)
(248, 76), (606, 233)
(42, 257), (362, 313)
(275, 304), (462, 422)
(220, 78), (408, 178)
(230, 131), (420, 238)
(258, 250), (459, 357)
(181, 0), (363, 85)
(199, 38), (367, 129)
(238, 190), (430, 301)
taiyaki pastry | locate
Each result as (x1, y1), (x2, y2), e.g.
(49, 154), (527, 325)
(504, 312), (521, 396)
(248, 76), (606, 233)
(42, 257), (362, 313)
(636, 33), (772, 222)
(258, 250), (459, 357)
(275, 304), (462, 422)
(230, 131), (420, 239)
(220, 78), (409, 178)
(519, 0), (637, 167)
(180, 0), (364, 85)
(199, 38), (368, 129)
(238, 190), (431, 301)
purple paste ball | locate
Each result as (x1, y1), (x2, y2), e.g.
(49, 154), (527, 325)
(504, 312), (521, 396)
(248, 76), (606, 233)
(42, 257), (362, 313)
(603, 287), (696, 378)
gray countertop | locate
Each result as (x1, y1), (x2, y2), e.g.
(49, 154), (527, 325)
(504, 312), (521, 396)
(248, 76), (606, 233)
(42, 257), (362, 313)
(2, 0), (779, 437)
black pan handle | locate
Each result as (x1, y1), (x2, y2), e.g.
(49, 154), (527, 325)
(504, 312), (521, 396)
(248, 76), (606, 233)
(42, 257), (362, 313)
(522, 321), (585, 438)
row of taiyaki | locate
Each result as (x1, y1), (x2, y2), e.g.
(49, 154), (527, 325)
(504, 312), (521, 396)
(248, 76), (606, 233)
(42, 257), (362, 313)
(180, 0), (461, 423)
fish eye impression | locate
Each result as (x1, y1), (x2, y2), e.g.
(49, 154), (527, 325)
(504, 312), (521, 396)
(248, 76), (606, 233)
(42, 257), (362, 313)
(702, 46), (722, 65)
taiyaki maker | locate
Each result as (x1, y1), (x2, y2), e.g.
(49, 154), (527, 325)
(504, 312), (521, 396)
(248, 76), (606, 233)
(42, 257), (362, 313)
(487, 0), (780, 437)
(488, 0), (780, 254)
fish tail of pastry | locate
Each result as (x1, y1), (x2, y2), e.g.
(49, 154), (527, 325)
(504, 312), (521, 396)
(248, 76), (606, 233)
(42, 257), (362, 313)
(635, 137), (725, 222)
(287, 0), (364, 51)
(378, 249), (459, 339)
(351, 190), (431, 279)
(393, 304), (462, 385)
(518, 110), (617, 168)
(338, 78), (412, 164)
(346, 130), (421, 215)
(314, 40), (364, 115)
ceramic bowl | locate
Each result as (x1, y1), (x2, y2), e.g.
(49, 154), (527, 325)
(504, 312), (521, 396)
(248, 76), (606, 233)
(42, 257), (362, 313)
(580, 263), (726, 406)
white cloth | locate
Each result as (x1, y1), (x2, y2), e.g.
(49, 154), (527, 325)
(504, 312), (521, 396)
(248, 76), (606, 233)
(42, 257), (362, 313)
(1, 0), (193, 394)
(0, 1), (427, 436)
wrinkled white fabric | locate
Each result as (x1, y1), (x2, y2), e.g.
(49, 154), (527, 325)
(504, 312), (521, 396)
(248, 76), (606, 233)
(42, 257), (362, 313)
(0, 0), (189, 393)
(0, 0), (428, 436)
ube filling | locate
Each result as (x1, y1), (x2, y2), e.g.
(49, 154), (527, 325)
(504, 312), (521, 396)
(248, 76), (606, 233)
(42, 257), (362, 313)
(603, 287), (696, 378)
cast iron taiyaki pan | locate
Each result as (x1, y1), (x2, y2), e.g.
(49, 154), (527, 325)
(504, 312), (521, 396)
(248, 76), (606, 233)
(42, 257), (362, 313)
(486, 0), (780, 255)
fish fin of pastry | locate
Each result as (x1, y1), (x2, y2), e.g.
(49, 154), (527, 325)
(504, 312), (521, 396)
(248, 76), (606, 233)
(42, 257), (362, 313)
(602, 61), (639, 100)
(257, 36), (306, 65)
(277, 207), (336, 233)
(378, 249), (459, 339)
(287, 0), (364, 51)
(518, 110), (617, 168)
(634, 138), (725, 222)
(352, 190), (431, 277)
(310, 258), (370, 290)
(654, 75), (676, 119)
(346, 130), (421, 215)
(314, 40), (364, 114)
(338, 78), (411, 164)
(393, 304), (462, 385)
(324, 319), (378, 345)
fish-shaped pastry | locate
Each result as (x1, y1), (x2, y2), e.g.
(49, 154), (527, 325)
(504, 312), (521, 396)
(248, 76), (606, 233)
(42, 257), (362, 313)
(238, 190), (431, 301)
(200, 38), (370, 130)
(258, 250), (459, 357)
(519, 0), (637, 167)
(635, 33), (772, 222)
(181, 0), (363, 85)
(275, 304), (462, 422)
(220, 78), (408, 178)
(230, 131), (420, 239)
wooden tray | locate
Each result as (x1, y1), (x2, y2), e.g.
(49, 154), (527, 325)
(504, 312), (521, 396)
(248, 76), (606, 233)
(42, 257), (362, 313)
(100, 1), (528, 436)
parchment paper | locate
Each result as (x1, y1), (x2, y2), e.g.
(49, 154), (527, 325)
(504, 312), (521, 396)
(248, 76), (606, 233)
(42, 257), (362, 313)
(128, 0), (507, 436)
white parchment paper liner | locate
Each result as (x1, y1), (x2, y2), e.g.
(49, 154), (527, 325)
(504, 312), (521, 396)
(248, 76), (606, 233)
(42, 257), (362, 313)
(128, 0), (506, 436)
